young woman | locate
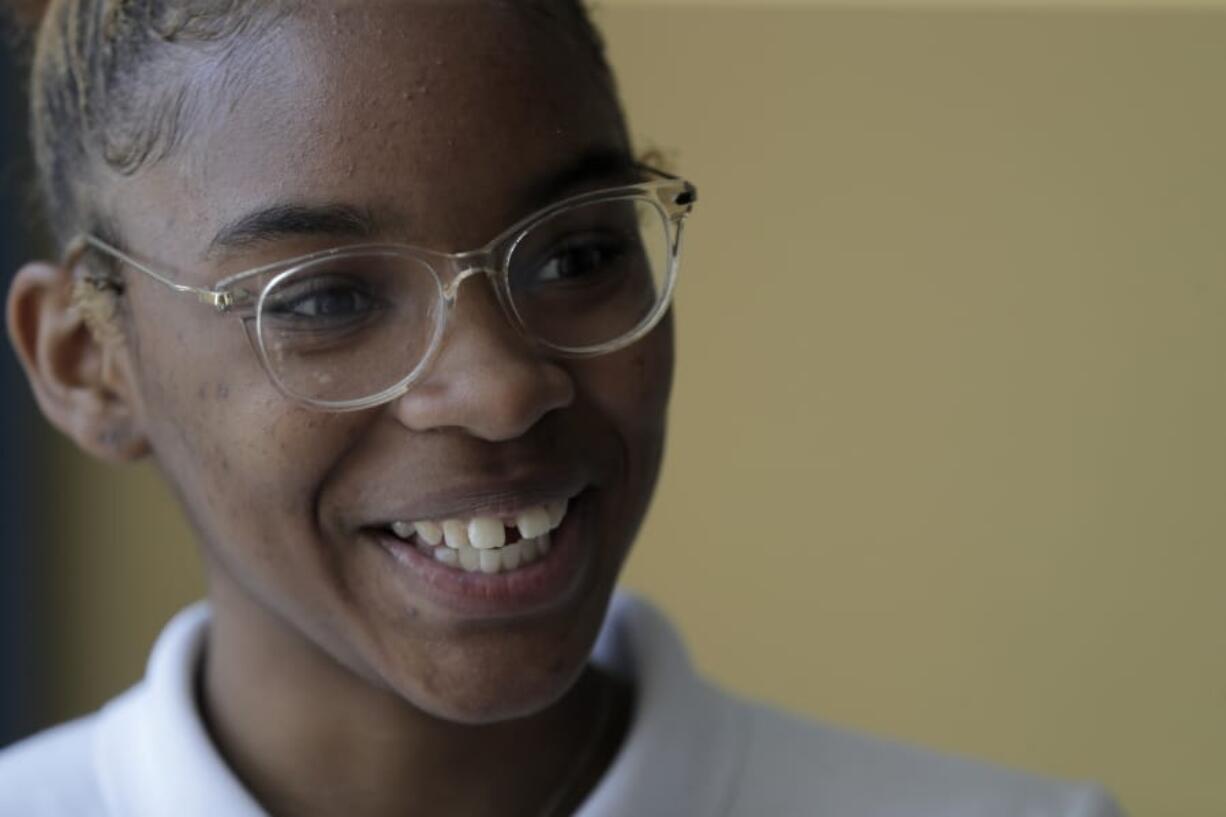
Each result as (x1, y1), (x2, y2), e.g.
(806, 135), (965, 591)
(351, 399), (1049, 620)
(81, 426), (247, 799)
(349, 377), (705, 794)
(2, 1), (1124, 815)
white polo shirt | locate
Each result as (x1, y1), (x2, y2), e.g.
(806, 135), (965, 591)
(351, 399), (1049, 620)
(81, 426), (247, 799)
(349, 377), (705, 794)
(0, 592), (1124, 816)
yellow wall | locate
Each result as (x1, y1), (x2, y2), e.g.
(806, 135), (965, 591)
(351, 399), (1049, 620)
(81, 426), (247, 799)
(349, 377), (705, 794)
(34, 6), (1225, 817)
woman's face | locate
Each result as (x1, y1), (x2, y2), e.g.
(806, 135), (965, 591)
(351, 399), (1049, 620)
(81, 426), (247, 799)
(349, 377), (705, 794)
(100, 2), (673, 722)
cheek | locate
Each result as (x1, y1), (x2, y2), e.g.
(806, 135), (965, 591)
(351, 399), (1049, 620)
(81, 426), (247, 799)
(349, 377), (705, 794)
(576, 313), (674, 418)
(574, 321), (674, 525)
(125, 295), (358, 546)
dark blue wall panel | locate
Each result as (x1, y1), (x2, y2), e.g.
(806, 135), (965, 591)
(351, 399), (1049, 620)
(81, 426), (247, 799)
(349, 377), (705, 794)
(1, 36), (40, 746)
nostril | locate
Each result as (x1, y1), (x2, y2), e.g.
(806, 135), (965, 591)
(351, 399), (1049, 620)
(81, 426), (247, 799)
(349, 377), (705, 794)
(470, 359), (574, 441)
(390, 332), (574, 440)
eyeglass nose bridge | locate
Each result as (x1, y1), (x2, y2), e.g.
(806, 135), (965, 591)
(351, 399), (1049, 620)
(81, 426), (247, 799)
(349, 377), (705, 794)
(439, 249), (500, 302)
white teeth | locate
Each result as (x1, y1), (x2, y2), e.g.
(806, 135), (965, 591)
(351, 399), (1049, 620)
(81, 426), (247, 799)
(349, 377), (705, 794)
(442, 519), (469, 549)
(458, 546), (480, 572)
(396, 497), (572, 574)
(516, 507), (551, 539)
(546, 499), (567, 530)
(414, 521), (443, 546)
(500, 542), (522, 571)
(479, 549), (501, 574)
(468, 516), (505, 550)
(417, 532), (552, 575)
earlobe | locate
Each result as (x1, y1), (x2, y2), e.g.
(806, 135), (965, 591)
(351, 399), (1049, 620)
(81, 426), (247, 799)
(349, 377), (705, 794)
(6, 260), (150, 463)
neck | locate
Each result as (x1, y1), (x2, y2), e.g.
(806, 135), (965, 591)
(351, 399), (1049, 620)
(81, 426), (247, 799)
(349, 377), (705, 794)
(198, 578), (631, 817)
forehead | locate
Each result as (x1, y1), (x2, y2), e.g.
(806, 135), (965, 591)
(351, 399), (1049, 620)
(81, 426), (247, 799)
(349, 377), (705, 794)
(112, 1), (628, 262)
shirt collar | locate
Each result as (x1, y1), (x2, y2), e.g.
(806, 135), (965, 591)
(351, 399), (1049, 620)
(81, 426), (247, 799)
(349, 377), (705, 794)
(96, 601), (264, 816)
(581, 593), (747, 816)
(95, 592), (745, 817)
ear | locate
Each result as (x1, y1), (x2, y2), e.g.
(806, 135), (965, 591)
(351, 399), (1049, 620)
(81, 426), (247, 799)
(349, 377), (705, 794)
(6, 260), (150, 462)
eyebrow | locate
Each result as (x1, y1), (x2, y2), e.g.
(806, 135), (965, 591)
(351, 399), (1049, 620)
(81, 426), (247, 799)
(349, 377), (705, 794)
(205, 146), (638, 258)
(207, 203), (379, 258)
(517, 146), (640, 208)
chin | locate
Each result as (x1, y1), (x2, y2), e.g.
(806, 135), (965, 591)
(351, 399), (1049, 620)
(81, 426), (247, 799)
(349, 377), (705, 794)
(395, 652), (589, 726)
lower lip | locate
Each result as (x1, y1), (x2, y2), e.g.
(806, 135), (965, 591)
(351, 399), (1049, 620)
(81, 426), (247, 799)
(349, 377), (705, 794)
(369, 492), (593, 619)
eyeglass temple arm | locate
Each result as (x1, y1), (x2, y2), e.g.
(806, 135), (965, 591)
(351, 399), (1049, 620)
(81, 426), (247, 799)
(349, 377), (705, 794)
(66, 235), (247, 312)
(633, 163), (698, 215)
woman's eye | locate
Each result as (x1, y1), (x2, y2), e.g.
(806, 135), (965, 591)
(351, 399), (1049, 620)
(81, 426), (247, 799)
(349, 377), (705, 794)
(531, 236), (626, 285)
(266, 282), (378, 320)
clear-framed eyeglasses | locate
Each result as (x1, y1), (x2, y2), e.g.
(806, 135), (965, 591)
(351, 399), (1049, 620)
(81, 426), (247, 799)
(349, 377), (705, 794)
(66, 168), (697, 412)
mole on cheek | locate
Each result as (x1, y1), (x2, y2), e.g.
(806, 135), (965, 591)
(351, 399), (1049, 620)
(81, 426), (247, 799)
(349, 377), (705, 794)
(632, 352), (647, 378)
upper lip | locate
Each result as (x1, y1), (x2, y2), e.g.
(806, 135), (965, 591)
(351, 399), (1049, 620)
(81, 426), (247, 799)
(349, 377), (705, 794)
(356, 471), (589, 529)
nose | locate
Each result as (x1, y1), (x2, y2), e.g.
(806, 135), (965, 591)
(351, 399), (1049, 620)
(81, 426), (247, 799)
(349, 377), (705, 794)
(390, 273), (574, 440)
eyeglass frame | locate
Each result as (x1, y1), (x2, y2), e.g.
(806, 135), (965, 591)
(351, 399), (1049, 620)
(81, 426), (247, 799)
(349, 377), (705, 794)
(64, 167), (698, 412)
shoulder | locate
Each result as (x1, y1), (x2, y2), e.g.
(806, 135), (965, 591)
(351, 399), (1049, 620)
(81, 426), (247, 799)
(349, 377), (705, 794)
(0, 711), (110, 816)
(590, 592), (1126, 817)
(721, 693), (1125, 817)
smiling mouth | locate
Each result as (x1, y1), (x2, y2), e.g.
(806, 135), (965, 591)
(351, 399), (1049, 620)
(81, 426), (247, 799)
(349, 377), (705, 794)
(377, 498), (569, 575)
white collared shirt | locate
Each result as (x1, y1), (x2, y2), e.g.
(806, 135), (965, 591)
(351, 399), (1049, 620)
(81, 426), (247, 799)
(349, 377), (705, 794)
(0, 592), (1124, 816)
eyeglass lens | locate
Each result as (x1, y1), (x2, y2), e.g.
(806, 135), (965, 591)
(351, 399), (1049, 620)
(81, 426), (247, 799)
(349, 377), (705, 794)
(254, 197), (672, 405)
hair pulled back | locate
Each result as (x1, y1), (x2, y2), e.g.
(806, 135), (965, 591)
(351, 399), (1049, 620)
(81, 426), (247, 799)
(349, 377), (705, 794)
(5, 0), (613, 251)
(8, 0), (282, 248)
